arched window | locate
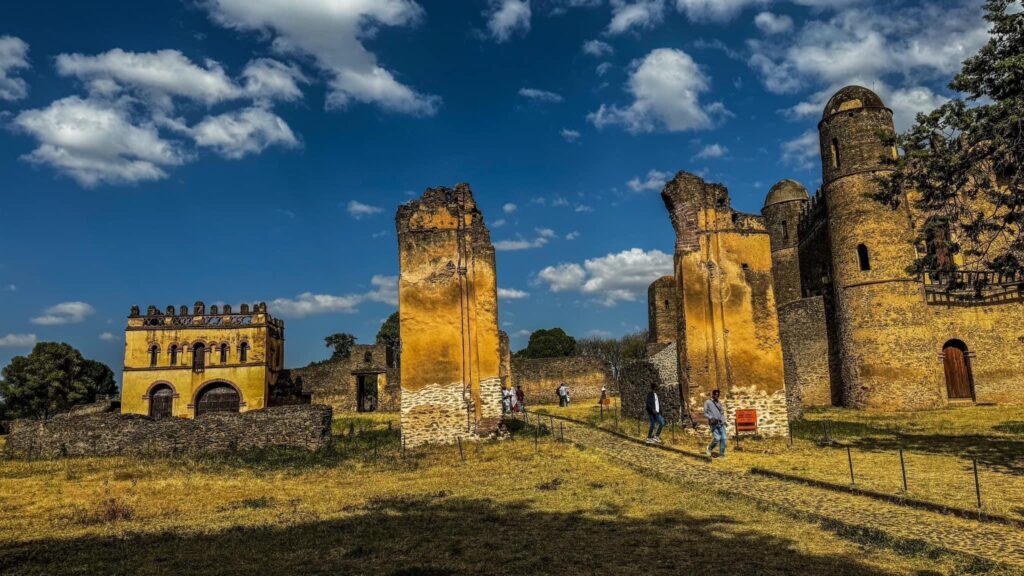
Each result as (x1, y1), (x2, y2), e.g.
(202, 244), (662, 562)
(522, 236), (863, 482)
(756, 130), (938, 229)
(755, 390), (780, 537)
(220, 343), (228, 364)
(149, 345), (159, 367)
(192, 343), (206, 372)
(831, 138), (840, 169)
(170, 345), (178, 366)
(663, 299), (669, 310)
(857, 244), (871, 271)
(364, 351), (373, 363)
(239, 342), (249, 363)
(782, 220), (789, 241)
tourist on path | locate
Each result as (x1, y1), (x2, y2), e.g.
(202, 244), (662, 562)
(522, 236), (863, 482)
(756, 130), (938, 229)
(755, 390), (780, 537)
(704, 389), (727, 457)
(645, 383), (665, 444)
(557, 383), (571, 407)
(516, 385), (526, 413)
(501, 386), (513, 414)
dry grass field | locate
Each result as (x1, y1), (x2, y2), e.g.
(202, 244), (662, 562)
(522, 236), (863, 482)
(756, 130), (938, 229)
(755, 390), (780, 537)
(531, 402), (1024, 521)
(0, 412), (1021, 575)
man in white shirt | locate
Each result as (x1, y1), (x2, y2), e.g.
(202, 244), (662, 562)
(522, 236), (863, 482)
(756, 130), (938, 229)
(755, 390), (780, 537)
(704, 389), (727, 457)
(645, 383), (665, 444)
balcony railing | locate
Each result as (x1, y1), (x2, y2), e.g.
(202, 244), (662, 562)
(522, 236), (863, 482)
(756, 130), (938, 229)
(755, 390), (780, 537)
(922, 270), (1024, 306)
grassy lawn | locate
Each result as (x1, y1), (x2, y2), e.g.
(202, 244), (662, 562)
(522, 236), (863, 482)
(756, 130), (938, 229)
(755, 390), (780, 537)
(531, 402), (1024, 521)
(1, 412), (1014, 575)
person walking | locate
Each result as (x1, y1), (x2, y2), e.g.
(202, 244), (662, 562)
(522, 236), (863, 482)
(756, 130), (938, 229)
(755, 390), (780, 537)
(704, 389), (727, 457)
(645, 383), (665, 444)
(557, 383), (570, 407)
(515, 385), (526, 413)
(501, 386), (512, 414)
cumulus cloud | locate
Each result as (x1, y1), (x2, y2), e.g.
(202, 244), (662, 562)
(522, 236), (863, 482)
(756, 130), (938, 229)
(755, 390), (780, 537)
(498, 287), (530, 299)
(191, 106), (299, 159)
(0, 333), (37, 348)
(0, 36), (30, 101)
(31, 301), (96, 325)
(627, 169), (671, 192)
(503, 202), (518, 214)
(565, 231), (580, 239)
(754, 11), (793, 34)
(588, 48), (725, 133)
(241, 58), (308, 102)
(347, 200), (383, 219)
(582, 39), (614, 57)
(203, 0), (439, 116)
(607, 0), (666, 35)
(99, 332), (117, 342)
(695, 143), (727, 159)
(781, 129), (820, 171)
(494, 233), (550, 251)
(13, 97), (187, 187)
(560, 128), (581, 142)
(487, 0), (532, 42)
(535, 248), (673, 305)
(270, 275), (397, 318)
(518, 87), (563, 103)
(675, 0), (765, 22)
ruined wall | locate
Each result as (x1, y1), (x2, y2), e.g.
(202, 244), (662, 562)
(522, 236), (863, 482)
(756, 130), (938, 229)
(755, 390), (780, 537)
(620, 343), (681, 421)
(499, 330), (512, 391)
(4, 405), (333, 458)
(396, 185), (503, 447)
(647, 276), (679, 344)
(662, 172), (789, 436)
(510, 356), (613, 403)
(777, 297), (832, 411)
(291, 343), (400, 414)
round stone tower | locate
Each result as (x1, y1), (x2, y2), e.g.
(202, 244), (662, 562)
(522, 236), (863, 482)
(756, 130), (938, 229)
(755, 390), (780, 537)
(819, 86), (936, 409)
(762, 179), (808, 307)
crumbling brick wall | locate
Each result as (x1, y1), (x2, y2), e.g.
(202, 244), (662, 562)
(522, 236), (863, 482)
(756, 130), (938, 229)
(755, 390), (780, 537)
(291, 343), (400, 413)
(510, 356), (613, 404)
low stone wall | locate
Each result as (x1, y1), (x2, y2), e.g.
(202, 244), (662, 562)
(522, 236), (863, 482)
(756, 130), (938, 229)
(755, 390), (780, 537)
(4, 405), (333, 459)
(291, 349), (400, 413)
(511, 356), (613, 404)
(620, 343), (683, 422)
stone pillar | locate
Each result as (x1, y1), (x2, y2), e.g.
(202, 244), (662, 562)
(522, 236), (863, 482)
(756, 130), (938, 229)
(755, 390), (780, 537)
(396, 184), (503, 447)
(647, 276), (679, 345)
(661, 172), (790, 435)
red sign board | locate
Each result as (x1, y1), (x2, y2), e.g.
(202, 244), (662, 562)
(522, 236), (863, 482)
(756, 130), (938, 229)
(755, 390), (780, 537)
(735, 409), (758, 432)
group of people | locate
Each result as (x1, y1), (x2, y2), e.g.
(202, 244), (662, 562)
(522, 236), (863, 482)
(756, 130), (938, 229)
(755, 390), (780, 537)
(501, 384), (526, 414)
(645, 384), (727, 457)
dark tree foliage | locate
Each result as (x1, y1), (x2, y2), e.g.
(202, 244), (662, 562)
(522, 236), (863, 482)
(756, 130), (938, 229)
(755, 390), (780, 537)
(376, 311), (400, 349)
(517, 328), (577, 359)
(576, 331), (648, 381)
(879, 0), (1024, 280)
(0, 342), (117, 420)
(325, 333), (357, 361)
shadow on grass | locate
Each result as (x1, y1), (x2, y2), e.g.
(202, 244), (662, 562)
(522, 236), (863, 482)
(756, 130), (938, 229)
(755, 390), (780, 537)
(0, 492), (981, 576)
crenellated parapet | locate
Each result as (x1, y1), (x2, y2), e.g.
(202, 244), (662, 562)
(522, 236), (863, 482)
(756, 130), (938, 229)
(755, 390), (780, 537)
(128, 301), (283, 331)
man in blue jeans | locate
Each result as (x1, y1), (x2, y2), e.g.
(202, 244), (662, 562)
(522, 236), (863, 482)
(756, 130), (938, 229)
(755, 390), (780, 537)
(704, 389), (727, 457)
(645, 383), (664, 444)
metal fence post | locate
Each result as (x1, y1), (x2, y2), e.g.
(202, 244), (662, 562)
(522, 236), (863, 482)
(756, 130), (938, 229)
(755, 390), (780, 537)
(847, 446), (855, 486)
(534, 424), (539, 452)
(559, 422), (564, 442)
(899, 448), (908, 493)
(788, 421), (793, 447)
(973, 458), (982, 514)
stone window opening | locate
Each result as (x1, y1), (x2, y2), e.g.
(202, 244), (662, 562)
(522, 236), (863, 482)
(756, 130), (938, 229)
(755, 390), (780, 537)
(170, 345), (178, 366)
(239, 342), (249, 363)
(219, 343), (228, 364)
(857, 244), (871, 271)
(663, 299), (669, 311)
(741, 263), (750, 271)
(149, 345), (159, 367)
(192, 343), (206, 373)
(831, 138), (840, 169)
(363, 351), (373, 363)
(782, 220), (789, 241)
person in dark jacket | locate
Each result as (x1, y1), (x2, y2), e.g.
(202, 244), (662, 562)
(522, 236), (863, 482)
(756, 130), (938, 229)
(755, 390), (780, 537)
(645, 383), (664, 444)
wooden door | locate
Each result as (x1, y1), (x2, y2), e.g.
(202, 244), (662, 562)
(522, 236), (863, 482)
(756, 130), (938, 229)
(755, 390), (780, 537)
(150, 387), (173, 418)
(943, 342), (973, 400)
(196, 383), (240, 416)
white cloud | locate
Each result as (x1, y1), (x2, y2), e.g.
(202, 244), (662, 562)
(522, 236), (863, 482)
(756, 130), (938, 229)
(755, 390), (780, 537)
(0, 333), (37, 348)
(608, 0), (666, 35)
(494, 234), (549, 251)
(13, 97), (187, 187)
(99, 332), (117, 342)
(781, 129), (819, 171)
(537, 227), (556, 238)
(518, 87), (563, 103)
(627, 168), (671, 192)
(675, 0), (765, 22)
(203, 0), (439, 116)
(695, 143), (727, 159)
(191, 106), (299, 159)
(596, 62), (614, 76)
(582, 39), (614, 57)
(560, 128), (581, 142)
(492, 218), (507, 228)
(566, 231), (580, 240)
(503, 202), (518, 214)
(536, 248), (673, 305)
(588, 48), (724, 133)
(551, 197), (570, 207)
(241, 58), (308, 102)
(31, 301), (96, 325)
(347, 200), (383, 219)
(7, 284), (16, 292)
(0, 36), (30, 101)
(754, 11), (793, 34)
(586, 329), (613, 338)
(270, 274), (397, 318)
(487, 0), (532, 42)
(498, 287), (530, 299)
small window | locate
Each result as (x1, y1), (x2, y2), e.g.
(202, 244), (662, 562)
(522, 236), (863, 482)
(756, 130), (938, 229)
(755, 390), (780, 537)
(857, 244), (871, 271)
(741, 263), (750, 271)
(192, 343), (205, 372)
(239, 342), (249, 363)
(831, 138), (840, 169)
(663, 299), (669, 310)
(386, 346), (397, 368)
(170, 345), (178, 366)
(149, 345), (159, 367)
(220, 343), (228, 364)
(782, 220), (789, 241)
(364, 351), (373, 363)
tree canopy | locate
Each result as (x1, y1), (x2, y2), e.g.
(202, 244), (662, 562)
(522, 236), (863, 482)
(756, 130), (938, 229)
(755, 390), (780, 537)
(516, 328), (577, 359)
(376, 311), (399, 349)
(576, 331), (648, 381)
(0, 342), (117, 420)
(324, 333), (357, 361)
(879, 0), (1024, 279)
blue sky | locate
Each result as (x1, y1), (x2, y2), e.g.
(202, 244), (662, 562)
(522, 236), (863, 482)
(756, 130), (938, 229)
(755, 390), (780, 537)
(0, 0), (994, 379)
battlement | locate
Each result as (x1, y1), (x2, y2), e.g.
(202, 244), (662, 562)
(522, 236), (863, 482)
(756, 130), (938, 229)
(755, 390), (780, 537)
(798, 189), (828, 237)
(127, 301), (283, 329)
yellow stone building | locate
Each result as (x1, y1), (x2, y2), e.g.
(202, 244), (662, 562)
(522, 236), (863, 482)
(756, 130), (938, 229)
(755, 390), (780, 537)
(121, 302), (285, 418)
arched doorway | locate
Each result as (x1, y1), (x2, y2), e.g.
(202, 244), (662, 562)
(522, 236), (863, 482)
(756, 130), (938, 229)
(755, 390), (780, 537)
(942, 340), (975, 400)
(149, 384), (174, 418)
(195, 382), (241, 416)
(357, 373), (379, 412)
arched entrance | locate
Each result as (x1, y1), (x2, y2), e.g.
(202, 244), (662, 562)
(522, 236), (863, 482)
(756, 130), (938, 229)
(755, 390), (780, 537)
(942, 340), (975, 400)
(149, 384), (174, 418)
(195, 382), (241, 416)
(357, 373), (379, 412)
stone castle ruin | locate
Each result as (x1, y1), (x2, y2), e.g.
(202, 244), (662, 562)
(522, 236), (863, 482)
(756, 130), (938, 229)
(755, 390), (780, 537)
(396, 184), (504, 447)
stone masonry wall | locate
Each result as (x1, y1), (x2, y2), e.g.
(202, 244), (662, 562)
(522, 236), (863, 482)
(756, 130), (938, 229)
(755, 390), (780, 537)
(778, 297), (832, 412)
(510, 356), (613, 404)
(647, 276), (679, 344)
(291, 344), (401, 414)
(620, 342), (681, 421)
(4, 405), (333, 459)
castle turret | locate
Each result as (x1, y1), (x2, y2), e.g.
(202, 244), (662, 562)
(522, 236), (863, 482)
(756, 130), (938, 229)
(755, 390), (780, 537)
(762, 179), (808, 307)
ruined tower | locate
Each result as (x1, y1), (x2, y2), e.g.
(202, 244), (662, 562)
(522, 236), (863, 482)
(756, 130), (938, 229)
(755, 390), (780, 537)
(647, 276), (679, 345)
(661, 172), (789, 435)
(762, 180), (808, 308)
(396, 184), (503, 447)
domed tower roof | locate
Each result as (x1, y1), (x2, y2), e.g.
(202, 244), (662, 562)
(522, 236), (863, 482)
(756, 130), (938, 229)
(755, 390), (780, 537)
(822, 86), (886, 119)
(764, 179), (808, 208)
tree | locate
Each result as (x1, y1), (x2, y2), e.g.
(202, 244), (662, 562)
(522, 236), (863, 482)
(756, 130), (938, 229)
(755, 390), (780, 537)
(577, 331), (648, 382)
(376, 311), (400, 349)
(0, 342), (117, 420)
(879, 0), (1024, 280)
(517, 328), (576, 359)
(324, 333), (357, 361)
